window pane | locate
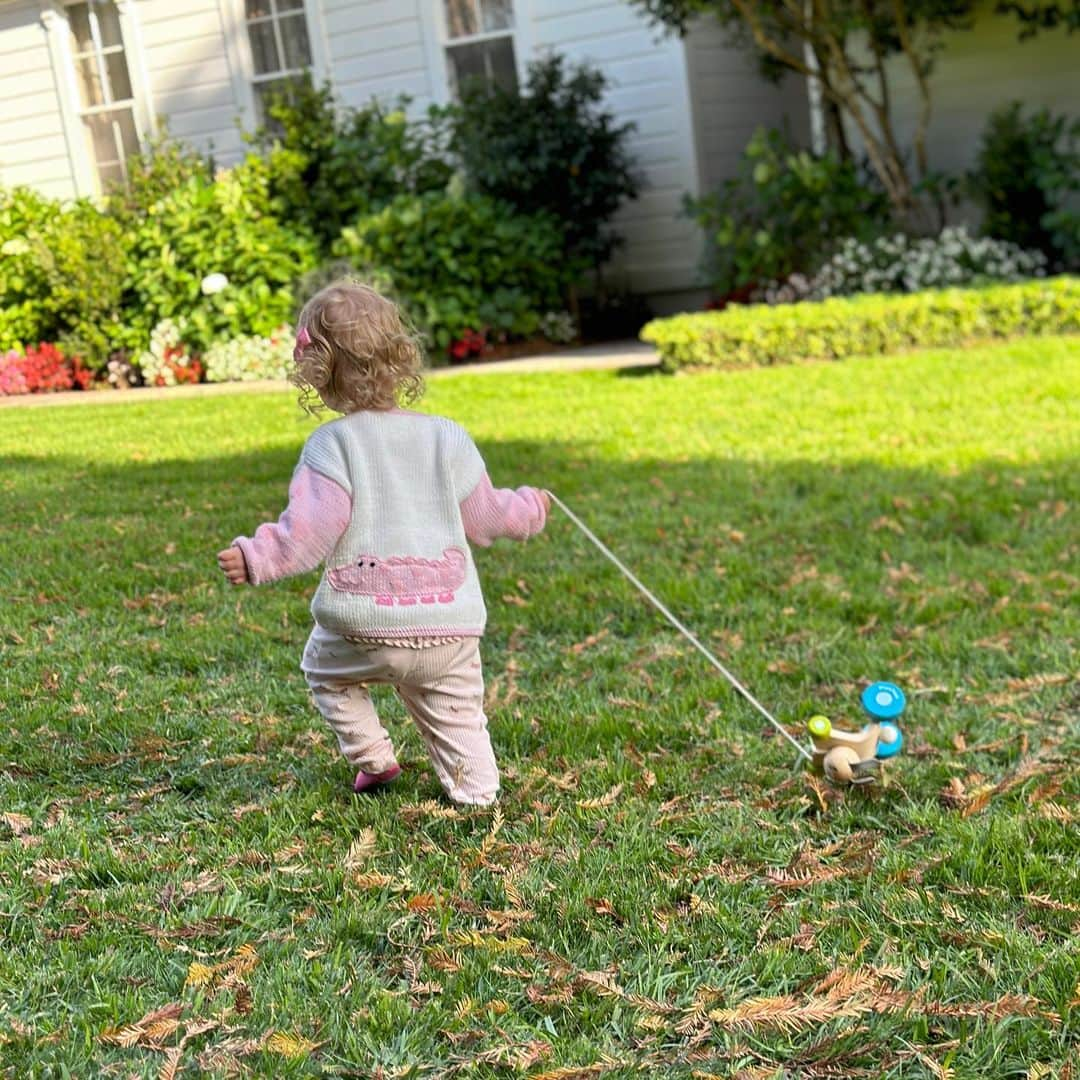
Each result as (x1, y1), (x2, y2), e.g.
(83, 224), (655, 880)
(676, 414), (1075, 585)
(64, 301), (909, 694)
(75, 56), (106, 107)
(248, 20), (280, 74)
(97, 160), (126, 189)
(68, 4), (94, 53)
(443, 0), (479, 39)
(83, 107), (138, 178)
(447, 37), (517, 96)
(480, 0), (514, 32)
(279, 13), (311, 69)
(92, 2), (124, 49)
(115, 106), (140, 157)
(245, 0), (272, 16)
(106, 50), (133, 102)
(277, 0), (306, 11)
(254, 78), (293, 126)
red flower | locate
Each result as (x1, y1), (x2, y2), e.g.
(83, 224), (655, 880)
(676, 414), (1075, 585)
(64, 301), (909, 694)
(449, 328), (488, 361)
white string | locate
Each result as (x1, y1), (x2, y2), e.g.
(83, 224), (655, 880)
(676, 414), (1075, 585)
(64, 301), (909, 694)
(547, 492), (814, 764)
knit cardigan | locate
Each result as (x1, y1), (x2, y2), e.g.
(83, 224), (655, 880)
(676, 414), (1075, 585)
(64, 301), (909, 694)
(233, 410), (546, 638)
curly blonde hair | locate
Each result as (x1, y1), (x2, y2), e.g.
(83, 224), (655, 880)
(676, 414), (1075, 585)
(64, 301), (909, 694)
(291, 280), (425, 414)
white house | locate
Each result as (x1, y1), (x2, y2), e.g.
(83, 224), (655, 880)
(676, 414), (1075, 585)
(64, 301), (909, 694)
(0, 1), (1075, 304)
(0, 0), (807, 305)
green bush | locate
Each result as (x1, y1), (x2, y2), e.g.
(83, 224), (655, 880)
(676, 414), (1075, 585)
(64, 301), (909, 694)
(0, 186), (125, 366)
(435, 54), (639, 268)
(968, 102), (1080, 270)
(107, 134), (214, 217)
(641, 277), (1080, 372)
(333, 188), (578, 355)
(115, 152), (316, 353)
(687, 127), (891, 299)
(251, 77), (451, 255)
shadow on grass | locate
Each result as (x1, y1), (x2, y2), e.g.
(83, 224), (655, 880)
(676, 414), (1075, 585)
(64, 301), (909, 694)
(3, 436), (1076, 783)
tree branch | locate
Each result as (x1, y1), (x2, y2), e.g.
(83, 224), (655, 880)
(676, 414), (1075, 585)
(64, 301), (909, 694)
(892, 0), (932, 178)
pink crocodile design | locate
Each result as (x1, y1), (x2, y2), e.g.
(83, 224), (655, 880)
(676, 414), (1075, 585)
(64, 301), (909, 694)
(327, 547), (467, 606)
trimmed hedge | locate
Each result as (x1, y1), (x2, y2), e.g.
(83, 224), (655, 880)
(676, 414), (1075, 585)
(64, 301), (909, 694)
(641, 277), (1080, 372)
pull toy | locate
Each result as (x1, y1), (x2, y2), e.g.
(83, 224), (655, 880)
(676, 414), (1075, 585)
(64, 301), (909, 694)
(807, 682), (905, 785)
(548, 494), (907, 788)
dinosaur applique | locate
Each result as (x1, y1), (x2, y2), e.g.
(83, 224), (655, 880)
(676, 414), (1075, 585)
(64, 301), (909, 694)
(327, 547), (467, 606)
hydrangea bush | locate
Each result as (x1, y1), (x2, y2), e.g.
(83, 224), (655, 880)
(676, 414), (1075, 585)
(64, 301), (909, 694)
(761, 227), (1047, 304)
(203, 327), (293, 383)
(135, 320), (202, 386)
(540, 310), (578, 344)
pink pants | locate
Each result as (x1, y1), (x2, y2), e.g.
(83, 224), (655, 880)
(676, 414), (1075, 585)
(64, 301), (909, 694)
(300, 624), (499, 806)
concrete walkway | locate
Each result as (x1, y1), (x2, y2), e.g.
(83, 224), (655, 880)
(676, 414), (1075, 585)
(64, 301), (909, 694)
(0, 340), (660, 410)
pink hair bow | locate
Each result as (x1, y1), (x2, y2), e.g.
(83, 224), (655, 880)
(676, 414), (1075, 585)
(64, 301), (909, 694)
(293, 326), (311, 361)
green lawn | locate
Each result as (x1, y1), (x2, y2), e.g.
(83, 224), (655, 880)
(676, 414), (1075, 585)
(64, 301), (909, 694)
(1, 336), (1077, 1078)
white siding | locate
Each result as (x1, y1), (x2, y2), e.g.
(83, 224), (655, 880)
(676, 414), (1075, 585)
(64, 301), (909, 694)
(322, 0), (715, 295)
(684, 15), (809, 195)
(528, 0), (704, 293)
(137, 0), (247, 165)
(323, 0), (434, 110)
(878, 3), (1079, 181)
(0, 1), (75, 198)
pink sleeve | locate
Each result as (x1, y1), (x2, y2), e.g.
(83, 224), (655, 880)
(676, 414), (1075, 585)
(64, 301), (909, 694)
(232, 465), (351, 584)
(460, 473), (547, 548)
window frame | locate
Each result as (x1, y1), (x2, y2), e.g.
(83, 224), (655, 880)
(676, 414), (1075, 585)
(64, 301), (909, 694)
(39, 0), (156, 197)
(222, 0), (330, 131)
(422, 0), (533, 105)
(66, 0), (139, 186)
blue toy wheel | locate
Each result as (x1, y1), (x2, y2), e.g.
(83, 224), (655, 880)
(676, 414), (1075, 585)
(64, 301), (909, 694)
(875, 721), (903, 759)
(862, 681), (905, 719)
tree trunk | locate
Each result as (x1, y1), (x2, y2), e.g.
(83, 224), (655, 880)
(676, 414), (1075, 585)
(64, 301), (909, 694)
(824, 98), (850, 159)
(730, 0), (920, 212)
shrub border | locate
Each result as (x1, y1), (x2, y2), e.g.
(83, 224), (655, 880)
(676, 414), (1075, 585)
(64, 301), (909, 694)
(640, 277), (1080, 372)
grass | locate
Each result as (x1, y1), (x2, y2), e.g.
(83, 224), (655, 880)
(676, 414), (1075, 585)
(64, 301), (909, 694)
(0, 335), (1077, 1078)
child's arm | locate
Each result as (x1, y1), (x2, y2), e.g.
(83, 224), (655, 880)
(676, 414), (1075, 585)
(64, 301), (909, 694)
(218, 466), (351, 585)
(461, 473), (549, 547)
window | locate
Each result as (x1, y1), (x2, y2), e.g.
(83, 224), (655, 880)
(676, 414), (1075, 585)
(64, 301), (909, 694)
(443, 0), (518, 97)
(243, 0), (313, 123)
(66, 1), (140, 190)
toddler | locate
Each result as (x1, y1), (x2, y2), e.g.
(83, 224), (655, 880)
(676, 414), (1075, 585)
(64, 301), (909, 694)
(217, 282), (548, 805)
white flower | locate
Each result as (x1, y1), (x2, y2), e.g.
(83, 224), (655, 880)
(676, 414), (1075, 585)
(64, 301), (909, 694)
(201, 273), (229, 295)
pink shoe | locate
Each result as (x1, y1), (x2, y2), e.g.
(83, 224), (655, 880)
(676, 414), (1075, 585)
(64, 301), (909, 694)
(353, 764), (402, 794)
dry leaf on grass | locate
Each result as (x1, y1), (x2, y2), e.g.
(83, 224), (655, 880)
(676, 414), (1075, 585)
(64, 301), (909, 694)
(586, 897), (620, 920)
(353, 871), (395, 890)
(343, 828), (377, 868)
(444, 929), (532, 954)
(184, 944), (258, 991)
(99, 1002), (184, 1048)
(26, 858), (80, 885)
(264, 1030), (322, 1058)
(577, 783), (623, 810)
(400, 800), (460, 822)
(709, 993), (873, 1034)
(2, 812), (32, 836)
(158, 1047), (183, 1080)
(528, 1066), (607, 1080)
(570, 629), (609, 654)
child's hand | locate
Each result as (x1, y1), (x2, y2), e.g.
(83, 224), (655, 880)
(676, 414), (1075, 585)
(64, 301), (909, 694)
(217, 546), (248, 585)
(539, 489), (552, 513)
